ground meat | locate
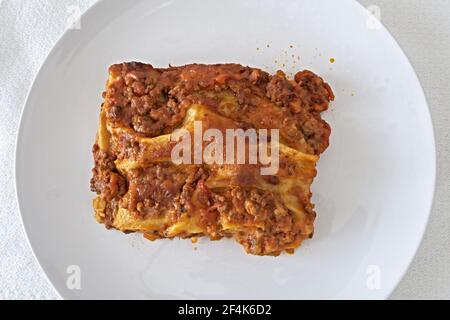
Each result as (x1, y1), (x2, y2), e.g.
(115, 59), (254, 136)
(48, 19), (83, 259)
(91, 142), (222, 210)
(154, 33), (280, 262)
(91, 62), (333, 256)
(295, 70), (334, 113)
(120, 164), (210, 220)
(90, 144), (128, 227)
(203, 187), (301, 256)
(102, 63), (333, 154)
(90, 144), (127, 201)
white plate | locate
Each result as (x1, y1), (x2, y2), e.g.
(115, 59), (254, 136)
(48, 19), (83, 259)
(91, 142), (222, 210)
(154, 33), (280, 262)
(16, 0), (436, 299)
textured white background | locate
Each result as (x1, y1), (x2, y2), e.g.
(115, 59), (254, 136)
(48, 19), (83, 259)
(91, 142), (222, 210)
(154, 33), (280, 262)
(0, 0), (448, 299)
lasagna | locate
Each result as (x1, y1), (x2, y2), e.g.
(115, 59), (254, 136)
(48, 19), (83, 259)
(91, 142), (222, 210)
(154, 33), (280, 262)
(91, 62), (334, 256)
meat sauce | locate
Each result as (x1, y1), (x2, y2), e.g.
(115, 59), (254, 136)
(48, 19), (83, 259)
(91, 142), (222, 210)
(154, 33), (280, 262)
(91, 63), (333, 255)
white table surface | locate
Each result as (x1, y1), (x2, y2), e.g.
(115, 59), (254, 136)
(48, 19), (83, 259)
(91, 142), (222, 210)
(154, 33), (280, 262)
(0, 0), (448, 300)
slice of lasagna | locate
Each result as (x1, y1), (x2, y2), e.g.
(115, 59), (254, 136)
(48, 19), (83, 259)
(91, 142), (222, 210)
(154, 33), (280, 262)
(91, 63), (334, 256)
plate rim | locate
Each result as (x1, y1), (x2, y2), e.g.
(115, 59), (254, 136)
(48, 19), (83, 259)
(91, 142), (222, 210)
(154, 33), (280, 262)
(351, 0), (437, 299)
(14, 0), (437, 300)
